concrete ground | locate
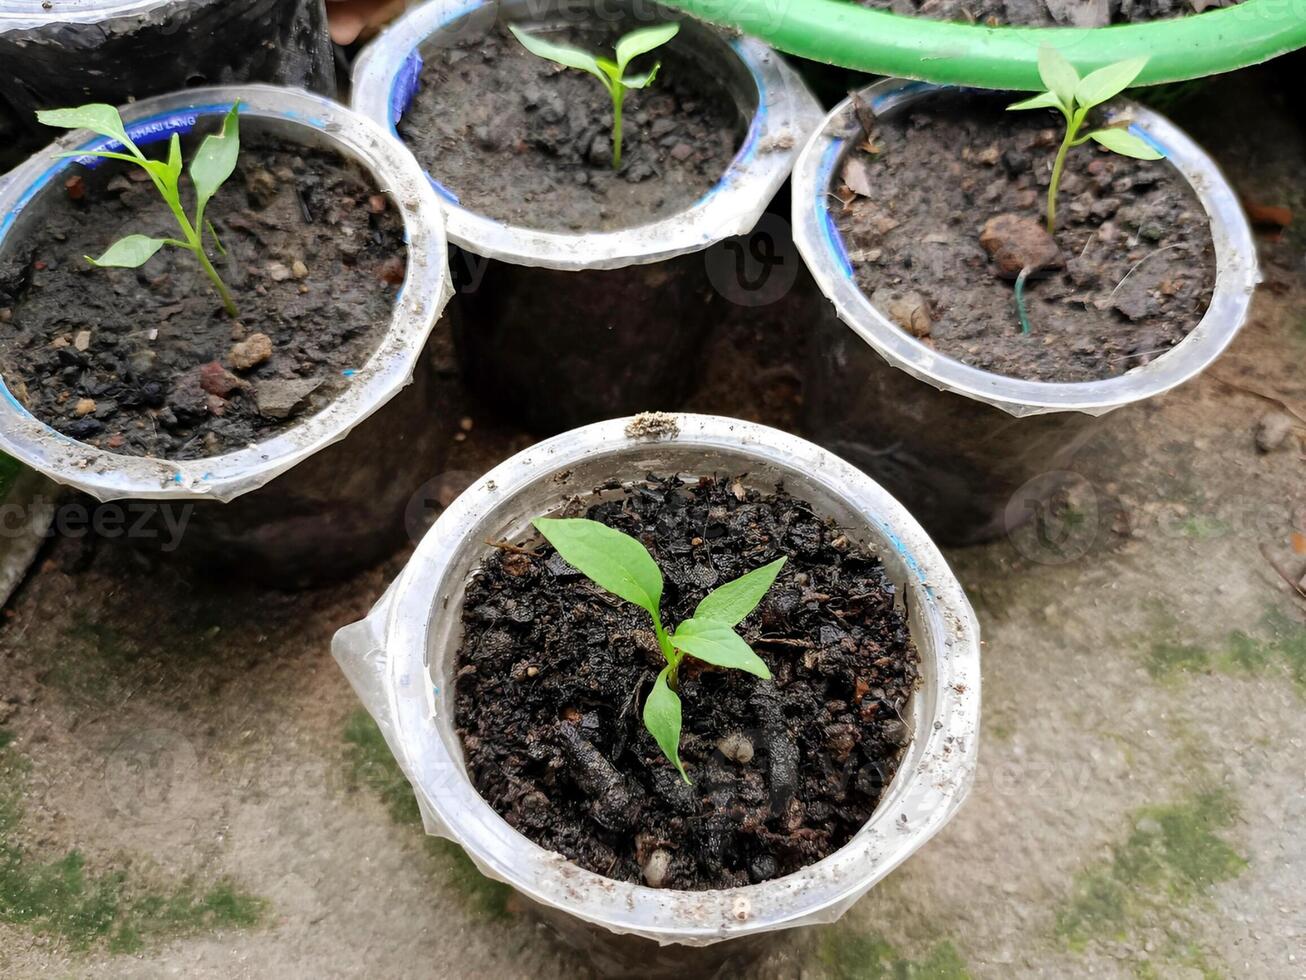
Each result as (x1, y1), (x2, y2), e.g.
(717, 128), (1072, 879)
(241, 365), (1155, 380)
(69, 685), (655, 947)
(0, 63), (1302, 979)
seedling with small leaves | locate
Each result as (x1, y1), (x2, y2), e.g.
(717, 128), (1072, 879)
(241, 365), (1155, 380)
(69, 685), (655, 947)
(534, 516), (786, 783)
(37, 102), (243, 318)
(509, 21), (680, 170)
(1008, 48), (1163, 234)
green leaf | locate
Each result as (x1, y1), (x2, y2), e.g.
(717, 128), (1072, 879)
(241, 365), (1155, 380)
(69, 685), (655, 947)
(1037, 46), (1079, 110)
(1074, 56), (1149, 109)
(614, 22), (679, 73)
(165, 133), (183, 186)
(670, 619), (772, 680)
(190, 103), (241, 218)
(533, 517), (663, 618)
(509, 25), (611, 89)
(1088, 127), (1165, 160)
(87, 235), (170, 268)
(1007, 90), (1064, 113)
(622, 64), (661, 90)
(693, 557), (786, 627)
(36, 104), (132, 150)
(643, 666), (688, 783)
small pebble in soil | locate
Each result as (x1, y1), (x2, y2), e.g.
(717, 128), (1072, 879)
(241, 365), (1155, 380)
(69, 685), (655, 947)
(979, 213), (1063, 279)
(255, 378), (321, 420)
(228, 333), (273, 371)
(716, 732), (755, 765)
(873, 289), (933, 338)
(641, 849), (673, 888)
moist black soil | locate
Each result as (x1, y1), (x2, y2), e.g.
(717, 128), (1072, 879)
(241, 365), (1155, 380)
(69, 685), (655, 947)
(837, 92), (1216, 383)
(454, 474), (921, 890)
(858, 0), (1243, 26)
(0, 136), (405, 459)
(398, 23), (744, 232)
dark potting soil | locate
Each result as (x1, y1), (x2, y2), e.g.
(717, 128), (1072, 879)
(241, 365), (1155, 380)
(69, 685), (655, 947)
(836, 91), (1216, 383)
(454, 474), (921, 891)
(398, 23), (744, 232)
(0, 137), (405, 459)
(856, 0), (1243, 26)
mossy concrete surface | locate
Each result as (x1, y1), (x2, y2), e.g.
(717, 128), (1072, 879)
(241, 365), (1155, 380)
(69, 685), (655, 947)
(0, 730), (264, 957)
(0, 62), (1303, 979)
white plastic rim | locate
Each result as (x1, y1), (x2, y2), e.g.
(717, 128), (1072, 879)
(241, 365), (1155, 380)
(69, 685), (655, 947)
(332, 413), (981, 946)
(0, 0), (179, 27)
(0, 84), (452, 502)
(792, 78), (1261, 420)
(351, 0), (824, 272)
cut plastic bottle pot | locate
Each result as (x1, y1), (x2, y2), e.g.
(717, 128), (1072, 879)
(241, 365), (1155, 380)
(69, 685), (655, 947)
(792, 79), (1259, 546)
(332, 413), (980, 975)
(0, 85), (455, 585)
(352, 0), (823, 434)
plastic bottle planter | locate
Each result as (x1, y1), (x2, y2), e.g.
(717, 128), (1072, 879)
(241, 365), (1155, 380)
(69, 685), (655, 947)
(352, 0), (823, 434)
(0, 0), (336, 125)
(792, 79), (1258, 546)
(0, 85), (454, 586)
(332, 414), (979, 976)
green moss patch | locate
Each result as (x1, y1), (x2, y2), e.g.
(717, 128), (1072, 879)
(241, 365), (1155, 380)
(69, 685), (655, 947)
(1145, 608), (1306, 690)
(343, 709), (511, 921)
(1055, 787), (1245, 955)
(817, 930), (971, 980)
(0, 735), (265, 953)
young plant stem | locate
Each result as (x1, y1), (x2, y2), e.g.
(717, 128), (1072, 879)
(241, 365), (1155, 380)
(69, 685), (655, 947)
(194, 241), (238, 318)
(128, 140), (239, 317)
(652, 615), (679, 689)
(1014, 267), (1032, 335)
(1046, 106), (1090, 234)
(160, 193), (238, 318)
(611, 86), (625, 170)
(1046, 140), (1069, 233)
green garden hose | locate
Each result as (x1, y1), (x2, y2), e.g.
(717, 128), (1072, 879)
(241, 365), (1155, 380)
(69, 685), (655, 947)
(658, 0), (1306, 89)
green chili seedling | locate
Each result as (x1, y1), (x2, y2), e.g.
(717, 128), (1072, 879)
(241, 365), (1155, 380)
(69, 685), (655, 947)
(1008, 47), (1163, 234)
(534, 516), (786, 783)
(509, 22), (680, 170)
(37, 102), (243, 318)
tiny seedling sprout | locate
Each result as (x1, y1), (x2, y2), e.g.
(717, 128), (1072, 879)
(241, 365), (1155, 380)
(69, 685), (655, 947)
(1008, 47), (1164, 234)
(509, 21), (680, 170)
(534, 516), (786, 784)
(37, 102), (243, 318)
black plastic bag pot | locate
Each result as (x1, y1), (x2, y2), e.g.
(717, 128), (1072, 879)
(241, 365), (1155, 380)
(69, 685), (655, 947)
(351, 0), (823, 434)
(0, 0), (335, 129)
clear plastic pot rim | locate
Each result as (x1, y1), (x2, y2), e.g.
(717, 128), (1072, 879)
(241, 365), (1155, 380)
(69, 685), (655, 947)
(1, 0), (188, 28)
(350, 0), (825, 272)
(791, 78), (1261, 420)
(331, 414), (981, 946)
(0, 84), (452, 503)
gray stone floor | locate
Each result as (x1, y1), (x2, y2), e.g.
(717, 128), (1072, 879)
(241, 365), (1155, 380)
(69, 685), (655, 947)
(1, 62), (1302, 979)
